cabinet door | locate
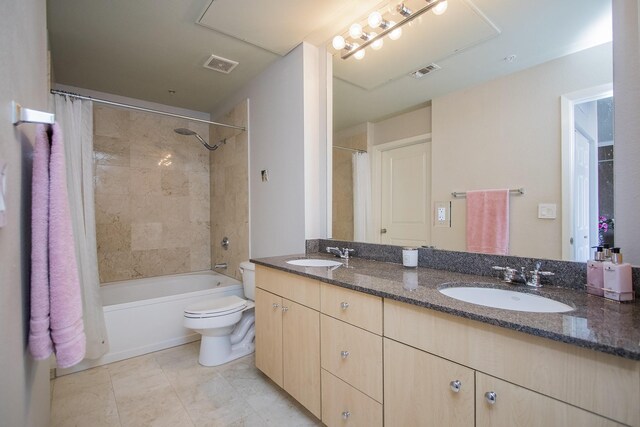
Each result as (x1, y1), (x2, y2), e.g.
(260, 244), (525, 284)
(255, 288), (283, 387)
(384, 338), (474, 427)
(476, 373), (624, 427)
(283, 298), (321, 419)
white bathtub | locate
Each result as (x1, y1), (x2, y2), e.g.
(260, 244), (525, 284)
(57, 271), (243, 375)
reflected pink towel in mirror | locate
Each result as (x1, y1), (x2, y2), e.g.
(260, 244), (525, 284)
(466, 189), (510, 256)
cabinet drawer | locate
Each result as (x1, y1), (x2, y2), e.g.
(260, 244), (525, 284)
(476, 372), (624, 427)
(321, 314), (383, 402)
(256, 265), (319, 310)
(321, 369), (382, 427)
(320, 283), (382, 334)
(384, 299), (640, 427)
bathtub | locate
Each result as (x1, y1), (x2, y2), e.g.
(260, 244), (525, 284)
(57, 271), (243, 375)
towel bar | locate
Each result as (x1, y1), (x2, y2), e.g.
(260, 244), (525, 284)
(451, 188), (524, 198)
(12, 101), (55, 126)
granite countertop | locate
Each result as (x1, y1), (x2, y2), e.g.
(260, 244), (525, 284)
(251, 253), (640, 361)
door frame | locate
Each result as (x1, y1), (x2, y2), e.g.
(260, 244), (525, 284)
(371, 133), (432, 244)
(560, 83), (612, 260)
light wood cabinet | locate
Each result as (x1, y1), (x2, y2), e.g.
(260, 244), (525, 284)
(255, 288), (283, 387)
(320, 283), (382, 334)
(321, 314), (383, 402)
(384, 299), (640, 427)
(322, 369), (383, 427)
(255, 268), (321, 419)
(476, 372), (624, 427)
(384, 338), (475, 427)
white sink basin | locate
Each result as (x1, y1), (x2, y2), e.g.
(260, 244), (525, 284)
(286, 259), (343, 267)
(439, 286), (574, 313)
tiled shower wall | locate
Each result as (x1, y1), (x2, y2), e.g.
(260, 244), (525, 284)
(94, 105), (211, 283)
(210, 100), (249, 281)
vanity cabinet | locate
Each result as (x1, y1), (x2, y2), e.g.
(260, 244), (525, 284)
(384, 299), (640, 427)
(320, 283), (383, 427)
(254, 267), (321, 419)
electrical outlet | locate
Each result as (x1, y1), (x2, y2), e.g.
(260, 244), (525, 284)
(434, 201), (451, 227)
(538, 203), (557, 219)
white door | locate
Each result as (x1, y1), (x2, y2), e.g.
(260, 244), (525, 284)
(380, 142), (430, 246)
(573, 129), (590, 261)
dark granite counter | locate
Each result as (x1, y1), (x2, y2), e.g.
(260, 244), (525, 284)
(251, 253), (640, 361)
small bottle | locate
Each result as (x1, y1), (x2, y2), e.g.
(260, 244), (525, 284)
(603, 248), (634, 302)
(602, 244), (612, 261)
(586, 246), (605, 297)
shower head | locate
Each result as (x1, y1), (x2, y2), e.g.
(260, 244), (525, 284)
(173, 128), (216, 151)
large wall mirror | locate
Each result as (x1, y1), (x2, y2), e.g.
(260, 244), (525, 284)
(330, 0), (614, 263)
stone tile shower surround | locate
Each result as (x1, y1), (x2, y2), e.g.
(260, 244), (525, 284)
(210, 100), (249, 281)
(93, 105), (211, 283)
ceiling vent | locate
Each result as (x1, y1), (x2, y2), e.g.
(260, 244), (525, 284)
(409, 63), (441, 79)
(203, 54), (238, 74)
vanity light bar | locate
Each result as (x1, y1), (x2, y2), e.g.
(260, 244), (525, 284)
(340, 0), (447, 60)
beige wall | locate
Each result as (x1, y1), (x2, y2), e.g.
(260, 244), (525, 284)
(431, 43), (612, 259)
(372, 105), (432, 146)
(210, 100), (249, 281)
(333, 124), (368, 240)
(0, 0), (51, 425)
(94, 105), (211, 283)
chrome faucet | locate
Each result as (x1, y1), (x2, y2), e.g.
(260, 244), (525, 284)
(492, 262), (554, 288)
(326, 247), (356, 260)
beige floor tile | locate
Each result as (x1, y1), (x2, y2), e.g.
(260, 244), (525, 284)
(51, 406), (121, 427)
(51, 372), (118, 426)
(117, 383), (193, 427)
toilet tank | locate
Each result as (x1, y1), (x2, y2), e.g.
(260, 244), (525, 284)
(239, 261), (256, 301)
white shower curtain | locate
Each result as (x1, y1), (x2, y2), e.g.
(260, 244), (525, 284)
(54, 95), (109, 359)
(352, 152), (373, 242)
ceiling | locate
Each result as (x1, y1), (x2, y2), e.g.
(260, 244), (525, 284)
(47, 0), (611, 128)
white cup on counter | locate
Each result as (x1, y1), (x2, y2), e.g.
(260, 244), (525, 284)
(402, 247), (418, 268)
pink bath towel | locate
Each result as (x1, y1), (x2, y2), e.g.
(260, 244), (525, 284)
(48, 123), (86, 368)
(466, 189), (510, 255)
(28, 123), (85, 368)
(28, 125), (54, 360)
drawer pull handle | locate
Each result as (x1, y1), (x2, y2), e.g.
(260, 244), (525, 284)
(272, 303), (280, 309)
(485, 391), (497, 405)
(282, 306), (289, 313)
(341, 301), (349, 310)
(342, 411), (351, 420)
(341, 350), (350, 359)
(450, 380), (462, 393)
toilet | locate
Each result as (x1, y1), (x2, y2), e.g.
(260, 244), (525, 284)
(183, 261), (256, 366)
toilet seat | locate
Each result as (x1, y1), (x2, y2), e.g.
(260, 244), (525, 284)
(184, 295), (247, 319)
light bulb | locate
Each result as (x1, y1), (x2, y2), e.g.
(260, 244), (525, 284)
(432, 0), (448, 15)
(371, 36), (383, 50)
(354, 48), (366, 60)
(349, 23), (363, 38)
(332, 35), (346, 50)
(368, 11), (383, 28)
(388, 22), (402, 40)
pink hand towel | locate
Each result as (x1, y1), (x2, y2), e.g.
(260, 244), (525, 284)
(466, 189), (510, 255)
(28, 125), (54, 360)
(48, 123), (86, 368)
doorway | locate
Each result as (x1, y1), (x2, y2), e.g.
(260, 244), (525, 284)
(372, 135), (432, 246)
(561, 85), (614, 262)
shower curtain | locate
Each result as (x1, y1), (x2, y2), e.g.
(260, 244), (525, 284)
(54, 95), (109, 359)
(352, 152), (373, 242)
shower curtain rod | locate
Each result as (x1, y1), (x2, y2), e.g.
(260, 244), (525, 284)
(50, 89), (246, 132)
(333, 145), (366, 153)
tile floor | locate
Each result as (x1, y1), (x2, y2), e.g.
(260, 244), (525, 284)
(50, 343), (322, 426)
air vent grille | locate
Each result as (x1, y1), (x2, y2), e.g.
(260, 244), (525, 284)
(409, 63), (441, 79)
(203, 54), (239, 74)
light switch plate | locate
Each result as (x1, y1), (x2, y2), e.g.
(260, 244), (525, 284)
(538, 203), (557, 219)
(434, 201), (451, 227)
